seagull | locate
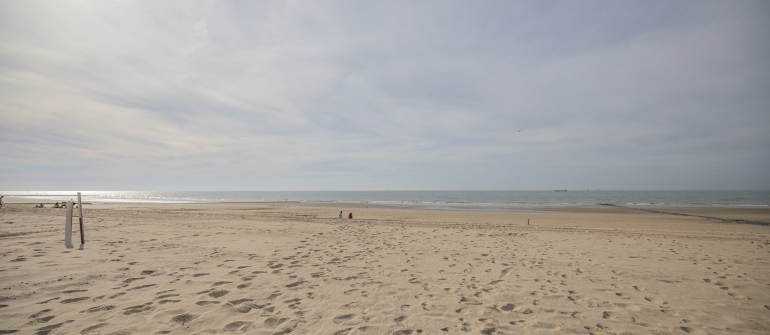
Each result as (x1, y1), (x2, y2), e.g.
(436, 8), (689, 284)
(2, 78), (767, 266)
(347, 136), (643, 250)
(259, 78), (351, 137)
(515, 129), (523, 132)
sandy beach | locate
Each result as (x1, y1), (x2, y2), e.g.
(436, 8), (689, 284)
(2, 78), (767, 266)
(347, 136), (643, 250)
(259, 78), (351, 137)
(1, 200), (769, 334)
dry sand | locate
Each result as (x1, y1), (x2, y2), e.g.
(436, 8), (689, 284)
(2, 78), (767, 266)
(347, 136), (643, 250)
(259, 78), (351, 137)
(1, 200), (769, 334)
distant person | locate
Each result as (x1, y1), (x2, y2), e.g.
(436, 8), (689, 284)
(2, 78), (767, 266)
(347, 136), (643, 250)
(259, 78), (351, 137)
(339, 211), (343, 219)
(0, 195), (3, 208)
(54, 202), (60, 208)
(348, 213), (353, 219)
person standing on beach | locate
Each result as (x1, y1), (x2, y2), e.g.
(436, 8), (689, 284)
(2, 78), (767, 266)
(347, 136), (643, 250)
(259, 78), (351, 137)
(339, 211), (343, 219)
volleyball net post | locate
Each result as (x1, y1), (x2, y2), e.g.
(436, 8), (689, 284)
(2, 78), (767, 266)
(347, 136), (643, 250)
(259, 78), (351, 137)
(64, 192), (85, 250)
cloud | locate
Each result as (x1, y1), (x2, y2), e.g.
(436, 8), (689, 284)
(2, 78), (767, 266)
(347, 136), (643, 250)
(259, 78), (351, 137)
(1, 1), (768, 190)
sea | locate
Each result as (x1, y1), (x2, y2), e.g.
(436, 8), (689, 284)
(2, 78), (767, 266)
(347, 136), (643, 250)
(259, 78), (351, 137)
(3, 190), (769, 211)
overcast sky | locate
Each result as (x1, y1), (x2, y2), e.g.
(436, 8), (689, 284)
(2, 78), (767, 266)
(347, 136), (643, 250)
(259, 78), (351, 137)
(1, 1), (768, 191)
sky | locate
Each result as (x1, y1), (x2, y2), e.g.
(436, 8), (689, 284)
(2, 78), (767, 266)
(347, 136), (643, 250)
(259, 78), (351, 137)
(1, 1), (769, 191)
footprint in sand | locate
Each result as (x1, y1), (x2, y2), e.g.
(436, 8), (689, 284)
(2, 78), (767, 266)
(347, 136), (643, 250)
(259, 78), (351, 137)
(195, 301), (220, 306)
(37, 297), (60, 304)
(681, 327), (708, 335)
(81, 305), (115, 313)
(170, 313), (197, 325)
(332, 328), (352, 335)
(617, 303), (641, 311)
(235, 303), (266, 313)
(128, 284), (157, 291)
(660, 307), (679, 317)
(585, 324), (613, 335)
(285, 281), (307, 288)
(633, 285), (645, 291)
(568, 295), (592, 307)
(108, 292), (126, 299)
(63, 289), (88, 294)
(80, 323), (109, 334)
(35, 321), (73, 335)
(263, 316), (288, 328)
(209, 290), (229, 298)
(26, 315), (55, 326)
(283, 298), (301, 309)
(229, 298), (254, 305)
(728, 292), (748, 300)
(333, 314), (357, 325)
(533, 322), (560, 331)
(61, 297), (90, 304)
(223, 321), (251, 332)
(602, 311), (619, 320)
(645, 297), (663, 304)
(123, 277), (144, 284)
(267, 291), (282, 300)
(499, 303), (523, 313)
(30, 309), (52, 318)
(158, 300), (181, 304)
(123, 303), (153, 315)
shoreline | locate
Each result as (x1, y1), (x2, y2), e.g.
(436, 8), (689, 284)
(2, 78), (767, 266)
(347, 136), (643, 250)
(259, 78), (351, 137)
(5, 194), (769, 208)
(4, 196), (770, 229)
(3, 190), (768, 210)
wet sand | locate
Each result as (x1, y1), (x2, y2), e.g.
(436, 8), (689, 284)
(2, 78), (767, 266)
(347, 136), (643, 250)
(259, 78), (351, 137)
(1, 201), (768, 334)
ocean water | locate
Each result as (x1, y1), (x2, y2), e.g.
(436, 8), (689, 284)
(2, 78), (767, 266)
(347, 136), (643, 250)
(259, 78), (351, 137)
(3, 190), (769, 210)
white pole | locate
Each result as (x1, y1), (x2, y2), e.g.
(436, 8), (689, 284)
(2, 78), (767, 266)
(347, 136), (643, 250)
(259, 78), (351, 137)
(65, 201), (74, 249)
(78, 192), (83, 218)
